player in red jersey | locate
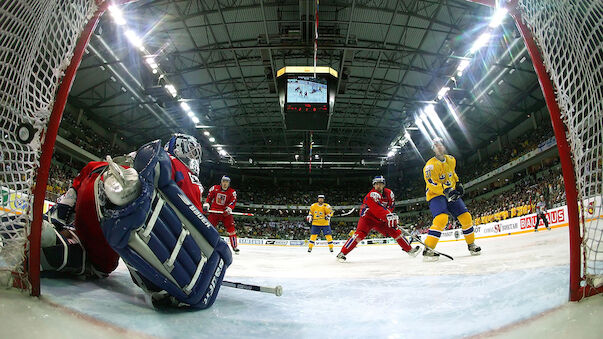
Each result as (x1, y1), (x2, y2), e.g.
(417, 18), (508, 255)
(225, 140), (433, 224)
(203, 176), (239, 254)
(336, 176), (420, 262)
(40, 134), (205, 277)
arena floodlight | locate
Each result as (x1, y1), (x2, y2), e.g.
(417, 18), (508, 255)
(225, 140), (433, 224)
(437, 87), (450, 100)
(187, 111), (194, 117)
(443, 97), (472, 147)
(387, 150), (396, 158)
(209, 137), (216, 143)
(191, 116), (200, 124)
(457, 59), (471, 76)
(164, 84), (177, 97)
(204, 131), (210, 136)
(180, 102), (190, 111)
(489, 8), (508, 28)
(108, 5), (126, 25)
(470, 32), (491, 54)
(218, 149), (227, 156)
(124, 30), (143, 49)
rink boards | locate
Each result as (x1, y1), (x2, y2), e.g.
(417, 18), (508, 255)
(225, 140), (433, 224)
(234, 196), (602, 247)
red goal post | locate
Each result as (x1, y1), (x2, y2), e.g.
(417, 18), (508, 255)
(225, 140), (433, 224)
(468, 0), (602, 301)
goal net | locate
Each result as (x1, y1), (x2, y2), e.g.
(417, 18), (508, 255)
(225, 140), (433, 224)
(516, 0), (603, 299)
(0, 0), (101, 293)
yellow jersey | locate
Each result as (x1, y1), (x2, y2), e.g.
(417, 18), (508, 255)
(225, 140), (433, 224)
(309, 203), (333, 226)
(423, 155), (460, 202)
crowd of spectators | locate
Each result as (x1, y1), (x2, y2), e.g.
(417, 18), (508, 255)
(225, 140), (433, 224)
(60, 111), (123, 158)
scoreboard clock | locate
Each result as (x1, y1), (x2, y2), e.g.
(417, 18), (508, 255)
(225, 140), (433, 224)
(277, 66), (337, 131)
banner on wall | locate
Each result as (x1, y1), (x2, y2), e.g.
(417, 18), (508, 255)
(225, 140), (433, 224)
(1, 186), (55, 215)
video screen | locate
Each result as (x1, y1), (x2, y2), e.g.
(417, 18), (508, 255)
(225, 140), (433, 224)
(286, 77), (327, 103)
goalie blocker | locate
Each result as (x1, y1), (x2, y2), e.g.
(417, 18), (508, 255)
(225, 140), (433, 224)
(97, 141), (233, 309)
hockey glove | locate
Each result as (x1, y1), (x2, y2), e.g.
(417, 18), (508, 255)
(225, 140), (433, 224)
(306, 215), (313, 223)
(224, 207), (232, 215)
(386, 213), (399, 228)
(202, 203), (210, 212)
(325, 215), (331, 221)
(444, 187), (462, 202)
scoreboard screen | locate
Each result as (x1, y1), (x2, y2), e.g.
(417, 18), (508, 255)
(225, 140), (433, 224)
(286, 77), (327, 103)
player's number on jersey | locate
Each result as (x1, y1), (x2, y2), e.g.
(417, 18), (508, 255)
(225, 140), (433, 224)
(216, 193), (227, 205)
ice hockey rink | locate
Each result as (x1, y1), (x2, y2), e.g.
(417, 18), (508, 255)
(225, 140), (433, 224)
(1, 227), (601, 339)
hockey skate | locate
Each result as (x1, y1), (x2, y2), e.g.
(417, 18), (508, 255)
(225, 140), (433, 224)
(233, 247), (240, 255)
(546, 226), (551, 231)
(423, 247), (440, 262)
(468, 243), (481, 256)
(407, 246), (420, 257)
(534, 228), (539, 232)
(308, 248), (312, 253)
(329, 248), (334, 253)
(336, 252), (346, 262)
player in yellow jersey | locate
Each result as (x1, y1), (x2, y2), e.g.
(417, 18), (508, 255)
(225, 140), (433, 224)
(422, 138), (481, 261)
(306, 194), (335, 253)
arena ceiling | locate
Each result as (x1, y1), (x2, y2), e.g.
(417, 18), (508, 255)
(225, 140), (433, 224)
(67, 0), (546, 174)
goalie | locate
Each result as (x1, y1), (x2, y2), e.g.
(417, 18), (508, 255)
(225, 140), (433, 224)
(41, 134), (232, 309)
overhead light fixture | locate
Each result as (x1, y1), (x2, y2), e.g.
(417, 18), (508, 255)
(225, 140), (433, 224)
(209, 137), (216, 142)
(191, 116), (200, 124)
(470, 32), (492, 54)
(204, 131), (210, 136)
(180, 102), (191, 111)
(387, 150), (396, 158)
(489, 8), (508, 28)
(164, 84), (177, 97)
(437, 87), (450, 100)
(404, 130), (410, 139)
(218, 149), (227, 156)
(456, 59), (471, 76)
(217, 146), (223, 151)
(108, 5), (126, 25)
(145, 57), (158, 69)
(124, 30), (143, 49)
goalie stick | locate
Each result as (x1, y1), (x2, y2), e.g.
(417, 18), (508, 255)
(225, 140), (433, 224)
(397, 226), (454, 261)
(222, 280), (283, 296)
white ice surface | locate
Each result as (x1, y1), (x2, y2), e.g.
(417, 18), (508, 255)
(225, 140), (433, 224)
(4, 228), (602, 338)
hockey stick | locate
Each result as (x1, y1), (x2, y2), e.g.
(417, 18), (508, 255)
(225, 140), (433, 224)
(397, 227), (454, 260)
(222, 280), (283, 296)
(208, 209), (255, 216)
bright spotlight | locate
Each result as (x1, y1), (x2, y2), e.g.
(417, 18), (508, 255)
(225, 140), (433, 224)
(456, 59), (471, 76)
(470, 32), (491, 54)
(191, 116), (200, 124)
(145, 57), (158, 69)
(437, 87), (450, 100)
(180, 102), (191, 111)
(204, 131), (210, 136)
(187, 111), (194, 117)
(489, 8), (508, 28)
(209, 137), (216, 142)
(108, 5), (126, 25)
(218, 149), (227, 156)
(164, 84), (177, 97)
(387, 150), (396, 158)
(124, 30), (143, 49)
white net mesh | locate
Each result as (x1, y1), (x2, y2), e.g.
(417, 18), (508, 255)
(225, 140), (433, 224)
(0, 0), (99, 290)
(518, 0), (603, 288)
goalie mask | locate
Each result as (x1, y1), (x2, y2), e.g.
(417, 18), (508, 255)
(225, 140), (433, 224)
(164, 134), (202, 176)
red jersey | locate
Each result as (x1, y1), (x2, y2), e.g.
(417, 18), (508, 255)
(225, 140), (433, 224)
(358, 187), (395, 222)
(169, 155), (204, 211)
(206, 185), (237, 212)
(71, 161), (120, 274)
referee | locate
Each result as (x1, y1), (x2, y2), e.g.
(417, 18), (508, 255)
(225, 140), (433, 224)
(534, 195), (551, 232)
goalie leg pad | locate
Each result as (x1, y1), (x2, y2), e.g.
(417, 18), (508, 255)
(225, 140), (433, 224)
(99, 140), (232, 309)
